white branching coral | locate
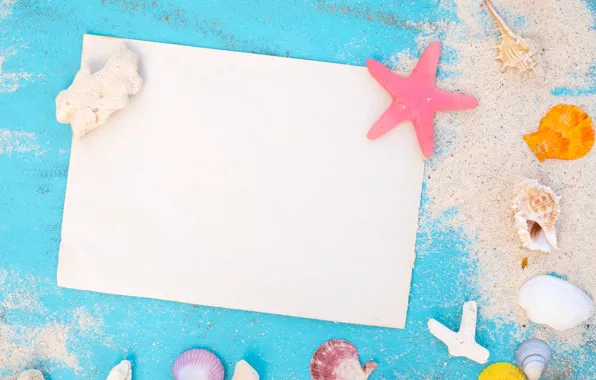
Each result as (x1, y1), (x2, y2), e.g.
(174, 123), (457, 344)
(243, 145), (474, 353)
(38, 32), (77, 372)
(427, 301), (490, 364)
(56, 44), (142, 139)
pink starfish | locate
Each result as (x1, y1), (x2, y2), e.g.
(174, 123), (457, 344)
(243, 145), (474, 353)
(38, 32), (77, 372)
(366, 41), (478, 159)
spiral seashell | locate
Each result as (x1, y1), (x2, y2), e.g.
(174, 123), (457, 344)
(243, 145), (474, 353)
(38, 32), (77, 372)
(484, 0), (542, 76)
(310, 340), (377, 380)
(512, 178), (560, 253)
(516, 338), (552, 380)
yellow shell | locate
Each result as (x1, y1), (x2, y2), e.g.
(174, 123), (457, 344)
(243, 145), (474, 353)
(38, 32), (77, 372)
(524, 104), (594, 161)
(479, 363), (527, 380)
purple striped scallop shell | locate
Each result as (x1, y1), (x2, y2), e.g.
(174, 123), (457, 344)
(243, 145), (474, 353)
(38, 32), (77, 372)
(173, 349), (224, 380)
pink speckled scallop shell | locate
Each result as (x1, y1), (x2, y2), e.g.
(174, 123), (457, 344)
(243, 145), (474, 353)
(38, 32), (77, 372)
(310, 340), (377, 380)
(172, 349), (224, 380)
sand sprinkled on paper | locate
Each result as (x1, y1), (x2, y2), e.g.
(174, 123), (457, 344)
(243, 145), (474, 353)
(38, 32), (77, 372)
(394, 0), (596, 353)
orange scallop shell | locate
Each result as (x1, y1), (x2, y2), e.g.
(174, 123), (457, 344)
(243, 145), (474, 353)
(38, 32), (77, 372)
(524, 104), (594, 161)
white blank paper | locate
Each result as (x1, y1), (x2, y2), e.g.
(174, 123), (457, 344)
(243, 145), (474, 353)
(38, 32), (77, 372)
(58, 34), (425, 328)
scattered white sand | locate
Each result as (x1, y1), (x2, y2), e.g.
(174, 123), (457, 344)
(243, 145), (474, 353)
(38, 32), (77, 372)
(396, 0), (596, 349)
(0, 129), (40, 155)
(0, 270), (109, 379)
(0, 322), (80, 376)
(0, 55), (35, 93)
(1, 0), (595, 375)
(0, 0), (15, 20)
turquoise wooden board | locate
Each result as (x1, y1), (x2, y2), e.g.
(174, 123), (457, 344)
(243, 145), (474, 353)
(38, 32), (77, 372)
(0, 0), (595, 378)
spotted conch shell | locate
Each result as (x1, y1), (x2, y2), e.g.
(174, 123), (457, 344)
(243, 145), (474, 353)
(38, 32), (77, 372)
(310, 340), (377, 380)
(484, 0), (542, 76)
(512, 179), (561, 252)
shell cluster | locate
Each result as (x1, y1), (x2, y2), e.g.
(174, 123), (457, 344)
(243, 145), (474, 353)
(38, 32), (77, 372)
(524, 104), (594, 162)
(512, 178), (560, 253)
(516, 338), (552, 380)
(310, 340), (376, 380)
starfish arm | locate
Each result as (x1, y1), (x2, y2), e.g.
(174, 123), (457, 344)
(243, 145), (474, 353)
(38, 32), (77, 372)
(412, 41), (441, 85)
(412, 111), (435, 159)
(367, 102), (411, 140)
(366, 59), (405, 97)
(433, 89), (479, 111)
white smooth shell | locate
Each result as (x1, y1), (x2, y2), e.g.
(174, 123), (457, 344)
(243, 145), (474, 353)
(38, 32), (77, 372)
(232, 360), (259, 380)
(518, 275), (594, 331)
(106, 360), (132, 380)
(17, 370), (44, 380)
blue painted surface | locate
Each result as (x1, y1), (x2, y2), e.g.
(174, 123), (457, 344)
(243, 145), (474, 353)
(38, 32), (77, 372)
(0, 0), (594, 379)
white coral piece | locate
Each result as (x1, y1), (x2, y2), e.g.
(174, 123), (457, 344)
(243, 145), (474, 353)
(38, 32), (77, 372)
(56, 44), (142, 139)
(427, 301), (490, 364)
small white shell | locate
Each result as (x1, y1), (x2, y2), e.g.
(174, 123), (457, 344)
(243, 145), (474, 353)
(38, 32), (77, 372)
(518, 275), (594, 331)
(106, 360), (132, 380)
(17, 370), (44, 380)
(515, 338), (552, 380)
(512, 178), (560, 252)
(232, 360), (259, 380)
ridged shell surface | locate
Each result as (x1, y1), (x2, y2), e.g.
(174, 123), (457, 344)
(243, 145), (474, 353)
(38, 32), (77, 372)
(310, 340), (377, 380)
(478, 362), (526, 380)
(515, 339), (552, 380)
(512, 178), (560, 252)
(524, 104), (594, 161)
(173, 349), (225, 380)
(484, 0), (541, 76)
